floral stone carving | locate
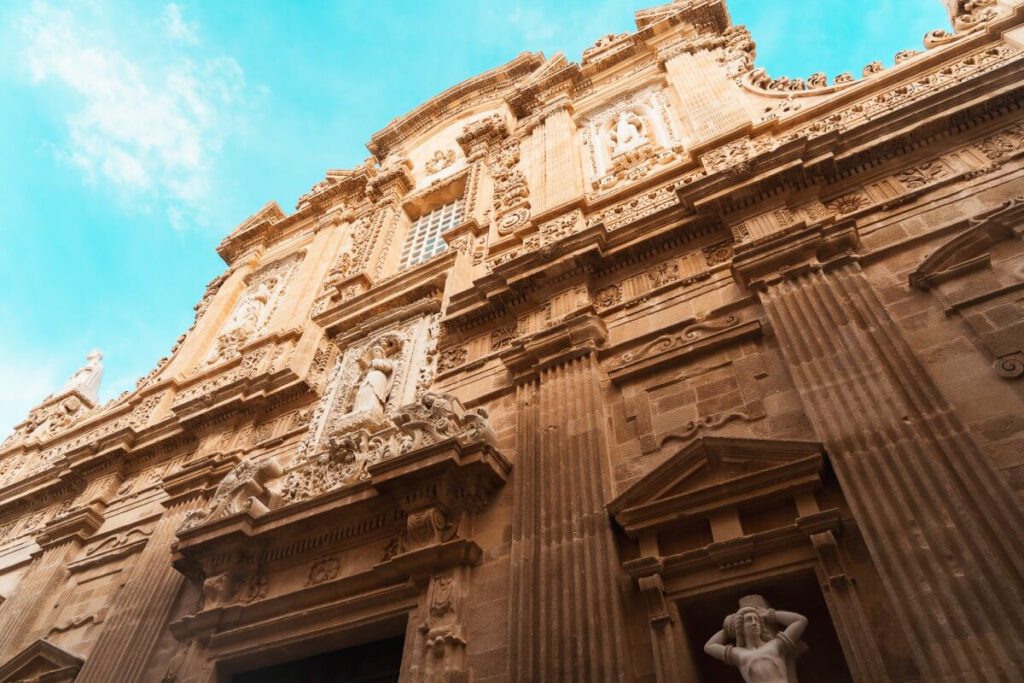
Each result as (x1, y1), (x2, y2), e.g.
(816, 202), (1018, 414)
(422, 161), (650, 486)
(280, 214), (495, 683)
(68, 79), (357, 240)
(280, 392), (497, 506)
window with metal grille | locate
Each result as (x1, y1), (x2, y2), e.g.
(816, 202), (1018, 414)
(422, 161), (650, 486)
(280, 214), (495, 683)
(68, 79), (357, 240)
(398, 198), (464, 270)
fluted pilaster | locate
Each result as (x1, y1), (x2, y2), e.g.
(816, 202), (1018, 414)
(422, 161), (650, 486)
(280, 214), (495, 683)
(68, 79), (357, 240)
(762, 263), (1024, 680)
(0, 539), (78, 660)
(508, 352), (629, 682)
(75, 499), (199, 683)
(661, 49), (748, 144)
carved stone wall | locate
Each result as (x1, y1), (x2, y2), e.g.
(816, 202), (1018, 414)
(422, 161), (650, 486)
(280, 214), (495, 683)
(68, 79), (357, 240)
(0, 1), (1023, 682)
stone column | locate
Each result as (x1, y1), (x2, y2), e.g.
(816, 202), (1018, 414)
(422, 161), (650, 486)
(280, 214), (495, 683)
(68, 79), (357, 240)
(0, 538), (79, 660)
(660, 48), (749, 145)
(739, 234), (1024, 680)
(800, 521), (889, 683)
(75, 497), (201, 683)
(505, 318), (630, 682)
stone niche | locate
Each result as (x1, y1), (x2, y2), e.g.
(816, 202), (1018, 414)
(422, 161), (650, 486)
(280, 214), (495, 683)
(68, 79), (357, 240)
(608, 437), (888, 683)
(303, 313), (440, 457)
(580, 85), (685, 194)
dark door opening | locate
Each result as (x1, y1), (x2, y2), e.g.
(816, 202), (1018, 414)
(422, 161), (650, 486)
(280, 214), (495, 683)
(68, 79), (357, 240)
(231, 635), (404, 683)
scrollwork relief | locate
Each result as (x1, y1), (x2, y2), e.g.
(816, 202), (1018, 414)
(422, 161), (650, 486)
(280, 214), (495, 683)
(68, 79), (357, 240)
(488, 138), (531, 235)
(282, 392), (496, 506)
(178, 456), (283, 533)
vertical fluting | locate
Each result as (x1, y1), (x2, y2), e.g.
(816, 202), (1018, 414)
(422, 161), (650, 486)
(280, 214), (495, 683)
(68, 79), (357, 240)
(662, 50), (749, 144)
(763, 264), (1024, 680)
(0, 539), (77, 659)
(508, 354), (629, 682)
(75, 499), (198, 683)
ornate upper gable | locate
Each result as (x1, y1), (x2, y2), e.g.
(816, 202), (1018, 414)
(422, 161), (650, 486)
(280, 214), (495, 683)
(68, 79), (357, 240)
(633, 0), (729, 33)
(216, 201), (287, 264)
(0, 639), (83, 683)
(367, 52), (546, 159)
(608, 436), (824, 535)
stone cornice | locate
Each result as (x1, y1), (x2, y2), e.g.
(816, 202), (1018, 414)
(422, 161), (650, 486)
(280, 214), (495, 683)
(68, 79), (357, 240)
(217, 202), (289, 265)
(367, 52), (545, 159)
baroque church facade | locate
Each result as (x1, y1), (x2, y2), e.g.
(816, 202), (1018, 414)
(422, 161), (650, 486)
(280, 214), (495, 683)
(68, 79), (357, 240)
(1, 0), (1024, 680)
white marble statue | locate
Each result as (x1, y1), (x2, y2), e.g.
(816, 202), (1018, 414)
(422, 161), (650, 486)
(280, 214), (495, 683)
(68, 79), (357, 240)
(350, 344), (395, 419)
(60, 349), (104, 404)
(609, 110), (646, 154)
(704, 595), (807, 683)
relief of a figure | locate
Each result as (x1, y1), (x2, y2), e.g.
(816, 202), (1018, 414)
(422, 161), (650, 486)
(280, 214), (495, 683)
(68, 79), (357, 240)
(350, 343), (395, 421)
(608, 109), (647, 155)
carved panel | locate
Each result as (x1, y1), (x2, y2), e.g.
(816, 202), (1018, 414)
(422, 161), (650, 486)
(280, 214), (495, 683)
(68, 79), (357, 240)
(582, 86), (684, 194)
(204, 253), (303, 367)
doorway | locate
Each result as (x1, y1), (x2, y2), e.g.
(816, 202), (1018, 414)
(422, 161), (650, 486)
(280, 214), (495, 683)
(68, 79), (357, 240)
(231, 635), (405, 683)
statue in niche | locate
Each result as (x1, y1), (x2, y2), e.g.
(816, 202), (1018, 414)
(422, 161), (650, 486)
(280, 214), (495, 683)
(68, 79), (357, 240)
(228, 278), (275, 337)
(61, 349), (104, 404)
(609, 109), (647, 155)
(704, 595), (807, 683)
(208, 277), (277, 363)
(350, 343), (396, 421)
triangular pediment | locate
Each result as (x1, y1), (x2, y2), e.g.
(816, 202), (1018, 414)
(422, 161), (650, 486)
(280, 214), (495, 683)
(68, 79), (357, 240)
(0, 639), (84, 683)
(608, 437), (823, 534)
(910, 195), (1024, 290)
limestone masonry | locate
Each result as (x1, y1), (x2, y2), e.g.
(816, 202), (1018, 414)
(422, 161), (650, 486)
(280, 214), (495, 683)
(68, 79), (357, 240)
(2, 1), (1024, 681)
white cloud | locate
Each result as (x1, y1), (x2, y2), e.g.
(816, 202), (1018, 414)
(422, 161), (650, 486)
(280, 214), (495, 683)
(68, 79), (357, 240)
(16, 2), (246, 229)
(163, 3), (199, 44)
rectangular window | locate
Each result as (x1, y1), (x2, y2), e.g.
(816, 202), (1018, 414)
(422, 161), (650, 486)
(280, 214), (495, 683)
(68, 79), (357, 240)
(398, 198), (464, 270)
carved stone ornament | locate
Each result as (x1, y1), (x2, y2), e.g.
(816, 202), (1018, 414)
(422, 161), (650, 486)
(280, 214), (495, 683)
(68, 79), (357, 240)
(280, 392), (497, 506)
(303, 316), (439, 457)
(488, 138), (531, 235)
(204, 254), (301, 367)
(582, 86), (684, 194)
(424, 149), (456, 174)
(178, 456), (283, 533)
(704, 595), (808, 683)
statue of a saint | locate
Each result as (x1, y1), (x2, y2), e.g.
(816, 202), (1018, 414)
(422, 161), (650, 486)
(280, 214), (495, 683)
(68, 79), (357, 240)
(60, 349), (104, 404)
(704, 595), (807, 683)
(609, 110), (646, 154)
(351, 344), (395, 419)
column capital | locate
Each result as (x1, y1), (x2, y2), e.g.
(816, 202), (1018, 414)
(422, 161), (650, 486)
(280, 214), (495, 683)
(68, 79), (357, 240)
(730, 220), (860, 290)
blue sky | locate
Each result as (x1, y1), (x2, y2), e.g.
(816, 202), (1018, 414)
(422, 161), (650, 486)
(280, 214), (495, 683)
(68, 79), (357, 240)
(0, 0), (950, 435)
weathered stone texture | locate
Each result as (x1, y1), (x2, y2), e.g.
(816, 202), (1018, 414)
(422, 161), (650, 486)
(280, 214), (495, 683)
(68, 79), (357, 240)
(1, 0), (1023, 681)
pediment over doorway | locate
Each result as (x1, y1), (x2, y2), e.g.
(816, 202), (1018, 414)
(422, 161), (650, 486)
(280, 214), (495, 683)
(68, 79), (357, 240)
(0, 639), (84, 683)
(608, 436), (824, 536)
